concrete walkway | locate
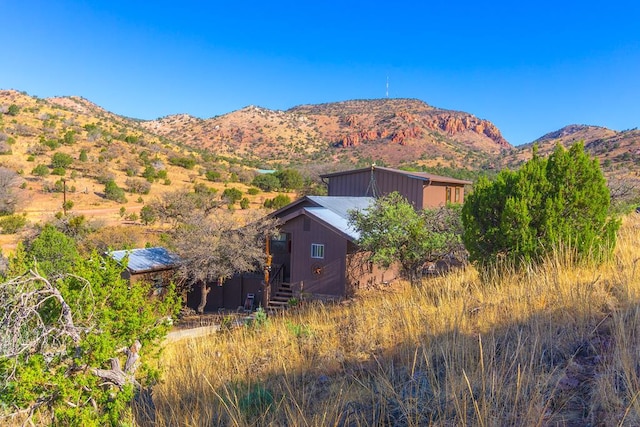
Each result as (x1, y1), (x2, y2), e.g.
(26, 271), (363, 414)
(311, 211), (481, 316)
(165, 324), (220, 343)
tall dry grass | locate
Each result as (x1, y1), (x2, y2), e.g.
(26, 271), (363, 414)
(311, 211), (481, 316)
(151, 214), (640, 426)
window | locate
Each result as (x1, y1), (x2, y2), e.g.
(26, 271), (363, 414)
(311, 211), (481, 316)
(446, 187), (452, 203)
(311, 243), (325, 259)
(455, 187), (461, 203)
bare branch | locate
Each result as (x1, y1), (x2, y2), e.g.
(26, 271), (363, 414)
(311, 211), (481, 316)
(0, 269), (82, 358)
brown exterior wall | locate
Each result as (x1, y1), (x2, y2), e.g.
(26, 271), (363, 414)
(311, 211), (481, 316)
(281, 214), (348, 298)
(422, 182), (465, 208)
(345, 243), (400, 296)
(327, 168), (425, 208)
(186, 273), (264, 312)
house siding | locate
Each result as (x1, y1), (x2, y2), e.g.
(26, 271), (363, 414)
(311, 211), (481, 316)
(281, 214), (347, 297)
(326, 168), (425, 208)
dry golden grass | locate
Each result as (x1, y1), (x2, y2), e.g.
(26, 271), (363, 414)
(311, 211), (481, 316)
(152, 214), (640, 426)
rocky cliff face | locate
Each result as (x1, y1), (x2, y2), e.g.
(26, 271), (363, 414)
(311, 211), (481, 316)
(331, 101), (510, 150)
(143, 98), (513, 169)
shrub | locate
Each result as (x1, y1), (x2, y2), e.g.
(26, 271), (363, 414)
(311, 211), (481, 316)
(168, 156), (196, 169)
(205, 169), (222, 182)
(0, 213), (27, 234)
(51, 167), (66, 176)
(6, 104), (19, 116)
(462, 142), (620, 270)
(222, 187), (243, 205)
(31, 164), (49, 177)
(263, 194), (291, 210)
(274, 168), (304, 190)
(79, 149), (88, 162)
(51, 152), (73, 169)
(240, 197), (250, 209)
(252, 174), (280, 192)
(125, 178), (151, 195)
(247, 187), (260, 195)
(104, 179), (127, 203)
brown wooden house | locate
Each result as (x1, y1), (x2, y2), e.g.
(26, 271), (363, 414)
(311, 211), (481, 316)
(260, 166), (470, 305)
(266, 196), (397, 304)
(320, 165), (471, 209)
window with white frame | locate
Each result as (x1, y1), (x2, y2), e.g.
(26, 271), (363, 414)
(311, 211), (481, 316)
(311, 243), (325, 259)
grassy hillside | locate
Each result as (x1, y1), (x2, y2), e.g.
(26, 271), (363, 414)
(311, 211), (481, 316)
(154, 215), (640, 425)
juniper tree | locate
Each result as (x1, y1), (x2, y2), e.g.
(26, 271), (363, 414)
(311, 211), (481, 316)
(462, 142), (619, 270)
(0, 230), (179, 425)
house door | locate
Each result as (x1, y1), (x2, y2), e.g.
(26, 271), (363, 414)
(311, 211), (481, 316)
(270, 232), (292, 282)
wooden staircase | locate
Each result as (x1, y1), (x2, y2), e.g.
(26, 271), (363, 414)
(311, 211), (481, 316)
(267, 282), (293, 313)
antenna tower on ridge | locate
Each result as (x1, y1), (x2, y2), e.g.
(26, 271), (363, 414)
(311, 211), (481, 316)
(366, 163), (379, 198)
(386, 76), (389, 98)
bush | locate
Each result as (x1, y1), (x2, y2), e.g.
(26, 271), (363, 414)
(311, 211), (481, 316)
(205, 169), (222, 182)
(51, 152), (74, 169)
(222, 187), (243, 205)
(247, 187), (260, 195)
(462, 142), (620, 270)
(125, 178), (151, 195)
(168, 156), (196, 169)
(274, 169), (304, 190)
(0, 213), (27, 234)
(252, 174), (280, 192)
(6, 104), (19, 116)
(31, 164), (49, 177)
(240, 197), (250, 209)
(263, 194), (291, 210)
(104, 179), (127, 203)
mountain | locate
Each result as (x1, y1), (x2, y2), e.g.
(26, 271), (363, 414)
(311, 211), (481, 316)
(141, 99), (512, 171)
(2, 87), (638, 246)
(0, 89), (270, 244)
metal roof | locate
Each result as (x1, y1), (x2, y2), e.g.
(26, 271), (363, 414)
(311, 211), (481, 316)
(306, 196), (374, 218)
(107, 247), (180, 274)
(304, 196), (374, 241)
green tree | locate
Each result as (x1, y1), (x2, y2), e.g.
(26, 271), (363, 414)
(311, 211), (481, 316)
(263, 194), (291, 210)
(31, 164), (49, 177)
(349, 192), (464, 284)
(25, 224), (79, 277)
(274, 169), (304, 190)
(205, 169), (222, 182)
(0, 248), (179, 425)
(222, 187), (243, 205)
(252, 173), (280, 192)
(462, 142), (620, 270)
(140, 205), (157, 225)
(104, 179), (127, 203)
(51, 152), (74, 169)
(0, 214), (27, 234)
(6, 104), (19, 116)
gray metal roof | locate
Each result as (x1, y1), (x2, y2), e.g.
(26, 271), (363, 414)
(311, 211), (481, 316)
(107, 247), (180, 274)
(304, 196), (374, 241)
(307, 196), (374, 218)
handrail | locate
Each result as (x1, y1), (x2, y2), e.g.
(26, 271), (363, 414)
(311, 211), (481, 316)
(269, 264), (285, 288)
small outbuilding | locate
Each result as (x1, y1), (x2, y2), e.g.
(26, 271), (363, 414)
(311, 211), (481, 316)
(107, 247), (180, 295)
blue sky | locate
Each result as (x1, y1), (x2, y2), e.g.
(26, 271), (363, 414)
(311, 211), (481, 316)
(2, 1), (639, 145)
